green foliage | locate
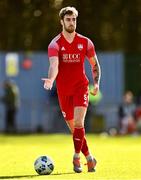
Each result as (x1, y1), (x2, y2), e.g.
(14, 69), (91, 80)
(0, 0), (141, 51)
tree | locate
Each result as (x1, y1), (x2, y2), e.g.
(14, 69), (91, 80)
(0, 0), (140, 52)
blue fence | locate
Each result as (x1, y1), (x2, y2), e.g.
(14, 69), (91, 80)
(0, 52), (124, 132)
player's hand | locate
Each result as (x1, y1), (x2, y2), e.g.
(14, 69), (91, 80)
(41, 78), (53, 90)
(90, 84), (99, 96)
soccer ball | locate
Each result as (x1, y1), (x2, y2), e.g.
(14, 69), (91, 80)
(34, 155), (54, 175)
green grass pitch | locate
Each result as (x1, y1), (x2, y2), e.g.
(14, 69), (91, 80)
(0, 134), (141, 180)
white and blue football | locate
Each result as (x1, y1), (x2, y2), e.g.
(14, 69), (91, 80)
(34, 155), (54, 175)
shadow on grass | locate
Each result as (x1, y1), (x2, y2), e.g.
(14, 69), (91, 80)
(0, 172), (75, 179)
(0, 175), (38, 179)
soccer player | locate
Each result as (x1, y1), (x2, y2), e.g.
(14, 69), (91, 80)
(42, 6), (101, 173)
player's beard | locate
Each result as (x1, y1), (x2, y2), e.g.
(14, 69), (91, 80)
(64, 24), (75, 33)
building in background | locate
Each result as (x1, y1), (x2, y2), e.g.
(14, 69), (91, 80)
(0, 52), (124, 133)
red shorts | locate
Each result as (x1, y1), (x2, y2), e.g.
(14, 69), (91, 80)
(58, 87), (89, 120)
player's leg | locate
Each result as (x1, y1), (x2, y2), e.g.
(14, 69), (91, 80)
(71, 106), (85, 173)
(74, 106), (97, 172)
(66, 120), (93, 158)
(66, 119), (90, 157)
(65, 110), (85, 173)
(66, 119), (96, 172)
(57, 95), (82, 173)
(73, 106), (86, 155)
(66, 119), (74, 133)
(58, 93), (96, 172)
(73, 88), (97, 172)
(66, 119), (82, 173)
(73, 88), (89, 159)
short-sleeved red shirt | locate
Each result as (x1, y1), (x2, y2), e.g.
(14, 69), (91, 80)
(48, 33), (96, 95)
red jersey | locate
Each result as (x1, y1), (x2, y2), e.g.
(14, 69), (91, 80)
(48, 33), (96, 95)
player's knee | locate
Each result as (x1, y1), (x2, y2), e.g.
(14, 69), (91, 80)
(74, 121), (84, 128)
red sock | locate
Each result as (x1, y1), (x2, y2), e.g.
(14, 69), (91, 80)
(81, 136), (89, 156)
(73, 127), (85, 153)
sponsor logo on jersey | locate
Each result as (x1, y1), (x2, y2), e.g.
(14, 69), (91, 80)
(62, 53), (80, 63)
(77, 44), (83, 51)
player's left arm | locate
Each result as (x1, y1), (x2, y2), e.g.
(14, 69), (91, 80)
(86, 38), (101, 96)
(87, 55), (101, 96)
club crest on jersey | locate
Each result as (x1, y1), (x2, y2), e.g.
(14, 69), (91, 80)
(77, 44), (83, 51)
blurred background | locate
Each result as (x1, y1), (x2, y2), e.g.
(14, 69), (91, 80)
(0, 0), (141, 134)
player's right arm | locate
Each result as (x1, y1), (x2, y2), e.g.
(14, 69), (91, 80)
(42, 57), (59, 90)
(42, 38), (59, 90)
